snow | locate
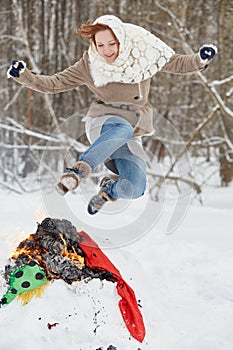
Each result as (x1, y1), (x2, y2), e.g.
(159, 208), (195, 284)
(0, 183), (233, 350)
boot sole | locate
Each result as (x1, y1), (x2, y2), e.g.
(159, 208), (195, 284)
(55, 173), (79, 196)
(60, 173), (79, 190)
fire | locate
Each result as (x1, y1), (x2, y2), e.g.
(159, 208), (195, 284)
(59, 234), (84, 268)
(1, 219), (88, 307)
(8, 228), (28, 256)
(10, 221), (86, 284)
(12, 233), (47, 267)
(12, 233), (85, 271)
(0, 218), (145, 343)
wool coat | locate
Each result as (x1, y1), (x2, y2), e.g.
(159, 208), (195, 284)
(12, 51), (208, 137)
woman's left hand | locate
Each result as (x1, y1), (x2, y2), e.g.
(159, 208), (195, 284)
(199, 44), (217, 61)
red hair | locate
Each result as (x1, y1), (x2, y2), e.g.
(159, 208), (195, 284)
(76, 22), (118, 46)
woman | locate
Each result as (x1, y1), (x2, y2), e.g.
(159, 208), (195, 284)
(7, 15), (217, 214)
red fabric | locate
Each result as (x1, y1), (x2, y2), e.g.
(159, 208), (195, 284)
(78, 231), (146, 343)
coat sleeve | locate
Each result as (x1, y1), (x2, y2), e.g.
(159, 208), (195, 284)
(161, 53), (208, 74)
(10, 55), (89, 94)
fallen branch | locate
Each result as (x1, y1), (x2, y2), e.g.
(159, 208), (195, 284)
(0, 180), (23, 194)
(147, 169), (201, 195)
(0, 165), (27, 192)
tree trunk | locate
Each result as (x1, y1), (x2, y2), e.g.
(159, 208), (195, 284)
(218, 0), (233, 185)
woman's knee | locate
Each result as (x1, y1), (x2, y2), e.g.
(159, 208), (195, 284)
(102, 116), (134, 140)
(116, 175), (146, 199)
(132, 175), (146, 198)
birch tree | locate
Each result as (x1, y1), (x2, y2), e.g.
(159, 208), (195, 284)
(0, 0), (232, 193)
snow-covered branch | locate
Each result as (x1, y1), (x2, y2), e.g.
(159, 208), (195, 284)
(0, 122), (60, 143)
(168, 106), (219, 174)
(0, 35), (27, 45)
(4, 86), (24, 111)
(155, 1), (233, 121)
(226, 87), (233, 98)
(209, 74), (233, 87)
(218, 115), (233, 157)
(150, 106), (219, 198)
(11, 0), (60, 128)
(0, 121), (86, 152)
(0, 144), (67, 150)
(147, 168), (201, 195)
(198, 73), (233, 119)
(0, 180), (23, 194)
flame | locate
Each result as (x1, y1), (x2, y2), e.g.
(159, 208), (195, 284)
(8, 228), (28, 256)
(59, 234), (84, 268)
(12, 232), (85, 272)
(12, 233), (46, 267)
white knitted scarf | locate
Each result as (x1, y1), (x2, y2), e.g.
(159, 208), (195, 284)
(88, 15), (175, 87)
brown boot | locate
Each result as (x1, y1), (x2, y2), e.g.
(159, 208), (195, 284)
(87, 177), (117, 215)
(55, 161), (91, 196)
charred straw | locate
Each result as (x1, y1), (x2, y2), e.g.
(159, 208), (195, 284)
(4, 218), (116, 285)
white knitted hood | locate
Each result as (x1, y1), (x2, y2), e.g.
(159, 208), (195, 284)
(88, 15), (175, 87)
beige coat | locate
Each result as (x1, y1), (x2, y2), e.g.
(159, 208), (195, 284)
(12, 51), (207, 136)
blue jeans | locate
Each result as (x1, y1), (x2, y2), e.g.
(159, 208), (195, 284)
(79, 116), (147, 199)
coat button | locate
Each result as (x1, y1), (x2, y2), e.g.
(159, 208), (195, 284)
(134, 96), (139, 100)
(136, 113), (140, 117)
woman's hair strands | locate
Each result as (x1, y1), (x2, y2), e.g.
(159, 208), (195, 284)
(76, 22), (118, 46)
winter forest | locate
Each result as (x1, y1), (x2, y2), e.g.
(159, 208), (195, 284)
(0, 1), (233, 350)
(0, 0), (233, 196)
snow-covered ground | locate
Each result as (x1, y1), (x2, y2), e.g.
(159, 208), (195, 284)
(0, 183), (233, 350)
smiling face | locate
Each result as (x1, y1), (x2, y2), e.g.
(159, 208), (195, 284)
(95, 29), (119, 63)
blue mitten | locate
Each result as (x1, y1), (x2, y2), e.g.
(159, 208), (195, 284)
(199, 44), (217, 61)
(7, 60), (26, 78)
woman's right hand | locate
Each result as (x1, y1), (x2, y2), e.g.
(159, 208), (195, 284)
(7, 60), (26, 78)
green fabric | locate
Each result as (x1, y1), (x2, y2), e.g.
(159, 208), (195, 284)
(0, 261), (47, 305)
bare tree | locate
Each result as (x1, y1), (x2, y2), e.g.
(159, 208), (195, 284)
(0, 0), (232, 194)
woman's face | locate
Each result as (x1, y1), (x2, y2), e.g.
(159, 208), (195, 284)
(95, 29), (119, 63)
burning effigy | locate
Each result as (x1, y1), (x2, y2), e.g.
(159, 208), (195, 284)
(0, 218), (145, 343)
